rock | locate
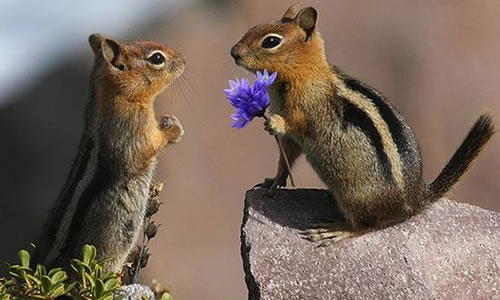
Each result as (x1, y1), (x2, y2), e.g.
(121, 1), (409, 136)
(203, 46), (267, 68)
(241, 188), (500, 300)
(115, 284), (155, 300)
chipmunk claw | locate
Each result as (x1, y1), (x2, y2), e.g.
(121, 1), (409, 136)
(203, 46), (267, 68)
(252, 176), (287, 190)
(160, 115), (184, 143)
(299, 221), (358, 247)
(252, 178), (274, 189)
(160, 115), (177, 129)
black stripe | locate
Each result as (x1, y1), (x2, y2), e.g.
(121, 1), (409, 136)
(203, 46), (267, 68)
(344, 78), (411, 160)
(33, 137), (93, 264)
(341, 97), (394, 183)
(60, 149), (116, 257)
(122, 220), (136, 246)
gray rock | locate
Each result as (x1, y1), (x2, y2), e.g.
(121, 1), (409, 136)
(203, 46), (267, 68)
(241, 189), (500, 300)
(115, 284), (155, 300)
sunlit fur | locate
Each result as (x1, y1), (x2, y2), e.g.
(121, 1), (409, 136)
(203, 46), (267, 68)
(232, 5), (495, 240)
(32, 34), (184, 273)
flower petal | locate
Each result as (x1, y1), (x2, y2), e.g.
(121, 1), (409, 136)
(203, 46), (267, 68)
(225, 71), (278, 128)
(268, 71), (277, 84)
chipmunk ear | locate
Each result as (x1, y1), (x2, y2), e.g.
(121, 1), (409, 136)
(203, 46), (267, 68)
(296, 7), (317, 41)
(89, 33), (105, 55)
(282, 4), (301, 22)
(88, 33), (126, 71)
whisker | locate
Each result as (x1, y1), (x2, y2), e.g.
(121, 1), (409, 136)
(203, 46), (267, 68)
(133, 24), (148, 40)
(171, 73), (192, 110)
(178, 74), (198, 98)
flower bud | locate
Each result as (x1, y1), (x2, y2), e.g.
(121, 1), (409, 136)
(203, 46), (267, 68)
(149, 182), (163, 200)
(146, 198), (162, 218)
(145, 221), (159, 239)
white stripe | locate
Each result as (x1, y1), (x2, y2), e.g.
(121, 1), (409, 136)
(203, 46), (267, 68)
(337, 81), (405, 190)
(44, 135), (99, 264)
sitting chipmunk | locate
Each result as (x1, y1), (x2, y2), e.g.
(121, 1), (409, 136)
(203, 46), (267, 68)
(32, 33), (184, 272)
(230, 5), (495, 245)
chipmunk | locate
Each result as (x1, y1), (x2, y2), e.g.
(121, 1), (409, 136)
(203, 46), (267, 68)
(231, 5), (495, 245)
(32, 33), (184, 272)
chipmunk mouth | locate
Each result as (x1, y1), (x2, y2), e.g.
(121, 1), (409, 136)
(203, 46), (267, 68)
(168, 54), (185, 77)
(169, 63), (184, 76)
(234, 58), (256, 73)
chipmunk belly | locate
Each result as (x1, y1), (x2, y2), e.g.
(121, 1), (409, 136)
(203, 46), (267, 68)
(302, 122), (384, 197)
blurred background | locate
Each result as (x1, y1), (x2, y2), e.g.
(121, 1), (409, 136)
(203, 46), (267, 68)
(1, 0), (499, 299)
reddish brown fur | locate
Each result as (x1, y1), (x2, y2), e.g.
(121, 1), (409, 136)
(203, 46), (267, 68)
(231, 5), (494, 245)
(91, 34), (185, 174)
(233, 17), (332, 139)
(32, 34), (185, 273)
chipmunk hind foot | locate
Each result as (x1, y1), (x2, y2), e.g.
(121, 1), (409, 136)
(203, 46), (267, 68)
(300, 221), (365, 247)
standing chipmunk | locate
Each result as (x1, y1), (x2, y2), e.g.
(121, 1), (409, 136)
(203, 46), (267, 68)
(231, 5), (495, 245)
(32, 33), (184, 272)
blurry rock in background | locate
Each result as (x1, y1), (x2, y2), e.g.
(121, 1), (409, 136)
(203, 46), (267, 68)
(0, 1), (499, 300)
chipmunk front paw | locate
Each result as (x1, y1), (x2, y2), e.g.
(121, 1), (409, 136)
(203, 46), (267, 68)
(264, 114), (287, 136)
(160, 115), (184, 143)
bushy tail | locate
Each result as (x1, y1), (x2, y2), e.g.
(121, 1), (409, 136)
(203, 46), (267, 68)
(429, 113), (495, 198)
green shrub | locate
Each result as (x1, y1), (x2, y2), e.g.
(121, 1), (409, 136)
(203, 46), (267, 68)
(2, 245), (120, 300)
(1, 245), (173, 299)
(2, 184), (173, 299)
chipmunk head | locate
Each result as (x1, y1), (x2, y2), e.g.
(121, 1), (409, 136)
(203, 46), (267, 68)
(89, 33), (184, 103)
(230, 5), (327, 81)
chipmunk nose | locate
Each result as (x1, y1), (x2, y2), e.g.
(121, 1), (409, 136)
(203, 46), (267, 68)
(230, 44), (241, 61)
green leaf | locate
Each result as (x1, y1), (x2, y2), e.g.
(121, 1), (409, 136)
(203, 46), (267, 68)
(49, 284), (66, 297)
(18, 250), (30, 268)
(50, 270), (67, 284)
(26, 274), (42, 286)
(161, 292), (173, 300)
(95, 279), (104, 298)
(71, 259), (93, 278)
(47, 267), (63, 277)
(40, 275), (53, 294)
(82, 245), (97, 265)
(8, 269), (26, 280)
(17, 270), (29, 284)
(83, 272), (95, 288)
(35, 264), (46, 277)
(102, 279), (117, 292)
(101, 273), (116, 282)
(10, 265), (32, 273)
(64, 282), (78, 294)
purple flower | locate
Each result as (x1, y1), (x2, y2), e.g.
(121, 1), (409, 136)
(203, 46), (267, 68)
(254, 70), (278, 89)
(224, 70), (278, 128)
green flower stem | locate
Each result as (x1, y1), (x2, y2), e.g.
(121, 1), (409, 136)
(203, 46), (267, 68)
(262, 115), (296, 187)
(132, 230), (147, 284)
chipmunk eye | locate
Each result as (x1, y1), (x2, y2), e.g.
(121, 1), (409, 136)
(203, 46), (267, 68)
(261, 34), (283, 49)
(147, 51), (166, 65)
